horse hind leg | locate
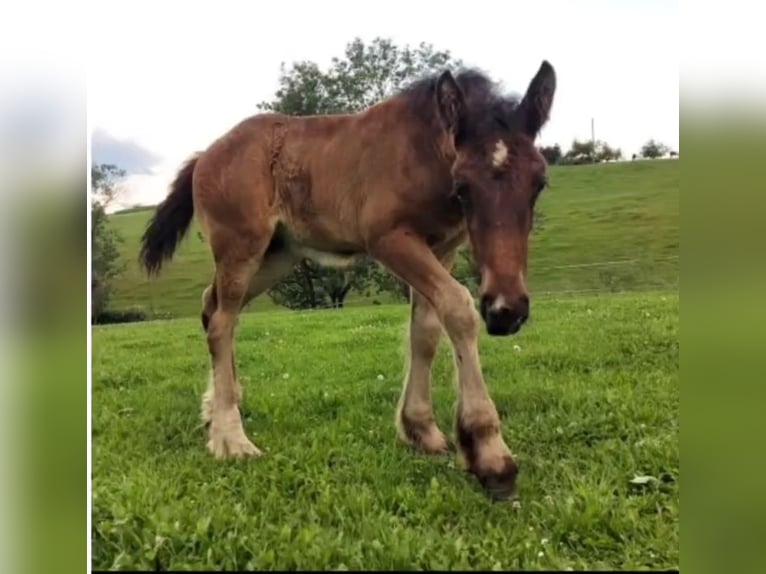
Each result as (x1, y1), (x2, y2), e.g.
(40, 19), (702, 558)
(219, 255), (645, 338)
(202, 233), (298, 459)
(201, 280), (216, 332)
(200, 280), (242, 427)
(200, 249), (296, 428)
(204, 239), (267, 459)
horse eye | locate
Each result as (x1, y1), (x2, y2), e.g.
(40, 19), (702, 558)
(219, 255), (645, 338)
(453, 180), (471, 203)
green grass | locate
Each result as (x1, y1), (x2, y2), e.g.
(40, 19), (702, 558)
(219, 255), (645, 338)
(108, 159), (680, 318)
(92, 290), (679, 570)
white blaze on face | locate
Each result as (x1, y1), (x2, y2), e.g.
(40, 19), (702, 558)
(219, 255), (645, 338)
(490, 294), (507, 312)
(492, 139), (508, 168)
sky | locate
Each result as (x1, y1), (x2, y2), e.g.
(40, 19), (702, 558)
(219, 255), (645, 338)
(88, 0), (680, 211)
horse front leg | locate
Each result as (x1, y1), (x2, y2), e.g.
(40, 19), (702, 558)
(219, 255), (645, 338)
(371, 230), (518, 499)
(397, 289), (451, 454)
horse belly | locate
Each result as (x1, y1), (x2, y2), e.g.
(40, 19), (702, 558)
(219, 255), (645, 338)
(297, 246), (361, 268)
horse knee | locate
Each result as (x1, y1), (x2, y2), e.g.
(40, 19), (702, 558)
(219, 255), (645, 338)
(441, 287), (480, 341)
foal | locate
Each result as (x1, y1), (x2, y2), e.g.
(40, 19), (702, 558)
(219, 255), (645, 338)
(140, 61), (556, 498)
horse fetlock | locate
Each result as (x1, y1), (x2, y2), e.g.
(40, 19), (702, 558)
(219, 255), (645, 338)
(456, 410), (518, 499)
(397, 407), (451, 454)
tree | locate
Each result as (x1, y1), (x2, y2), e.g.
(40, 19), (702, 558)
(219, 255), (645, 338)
(595, 142), (622, 162)
(91, 164), (126, 321)
(561, 138), (622, 165)
(452, 247), (481, 296)
(640, 139), (670, 159)
(561, 139), (597, 165)
(267, 259), (325, 310)
(539, 144), (562, 165)
(259, 38), (460, 116)
(91, 163), (126, 206)
(258, 37), (461, 309)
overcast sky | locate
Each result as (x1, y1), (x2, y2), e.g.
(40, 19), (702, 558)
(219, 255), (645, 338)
(89, 0), (679, 211)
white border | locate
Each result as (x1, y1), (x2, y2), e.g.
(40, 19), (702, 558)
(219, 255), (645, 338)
(86, 71), (93, 573)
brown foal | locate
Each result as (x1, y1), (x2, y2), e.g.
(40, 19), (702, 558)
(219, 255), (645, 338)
(140, 61), (556, 499)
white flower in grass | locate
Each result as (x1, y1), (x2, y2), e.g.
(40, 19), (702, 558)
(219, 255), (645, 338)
(377, 374), (385, 380)
(282, 373), (290, 380)
(541, 538), (549, 545)
(513, 344), (522, 352)
(537, 551), (544, 558)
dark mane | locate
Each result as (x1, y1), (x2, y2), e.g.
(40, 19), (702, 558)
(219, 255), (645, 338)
(397, 68), (521, 134)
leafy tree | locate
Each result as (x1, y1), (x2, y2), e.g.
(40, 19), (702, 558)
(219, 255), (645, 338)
(258, 37), (460, 309)
(595, 142), (622, 162)
(640, 139), (670, 159)
(91, 164), (126, 321)
(452, 248), (481, 295)
(561, 138), (622, 165)
(539, 144), (562, 165)
(267, 260), (325, 310)
(91, 163), (126, 206)
(561, 139), (596, 165)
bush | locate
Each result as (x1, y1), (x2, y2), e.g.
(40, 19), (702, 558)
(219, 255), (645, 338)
(94, 308), (148, 325)
(92, 307), (176, 325)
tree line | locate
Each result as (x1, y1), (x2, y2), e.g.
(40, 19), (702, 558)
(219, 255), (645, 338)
(539, 138), (677, 166)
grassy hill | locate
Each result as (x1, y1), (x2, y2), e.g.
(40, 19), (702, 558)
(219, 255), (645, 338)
(108, 159), (679, 318)
(92, 291), (679, 570)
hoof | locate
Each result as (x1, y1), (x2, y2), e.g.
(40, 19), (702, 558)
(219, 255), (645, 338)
(207, 432), (263, 460)
(397, 411), (452, 455)
(474, 456), (519, 500)
(206, 405), (262, 460)
(456, 414), (518, 500)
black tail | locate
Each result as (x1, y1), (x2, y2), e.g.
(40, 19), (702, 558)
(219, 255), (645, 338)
(139, 153), (199, 276)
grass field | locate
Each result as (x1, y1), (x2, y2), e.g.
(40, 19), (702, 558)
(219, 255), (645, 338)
(107, 159), (679, 318)
(91, 290), (679, 570)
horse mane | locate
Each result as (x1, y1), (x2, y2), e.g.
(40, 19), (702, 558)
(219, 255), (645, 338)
(396, 68), (522, 134)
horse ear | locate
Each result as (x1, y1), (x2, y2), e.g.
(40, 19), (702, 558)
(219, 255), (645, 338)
(519, 60), (556, 137)
(435, 70), (466, 137)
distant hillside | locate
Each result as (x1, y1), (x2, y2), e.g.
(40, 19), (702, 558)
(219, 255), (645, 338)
(112, 205), (156, 215)
(108, 159), (679, 318)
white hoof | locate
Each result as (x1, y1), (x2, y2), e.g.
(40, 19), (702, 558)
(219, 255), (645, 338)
(206, 406), (262, 460)
(206, 432), (262, 459)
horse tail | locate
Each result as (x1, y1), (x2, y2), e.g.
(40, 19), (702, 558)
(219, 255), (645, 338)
(139, 153), (200, 276)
